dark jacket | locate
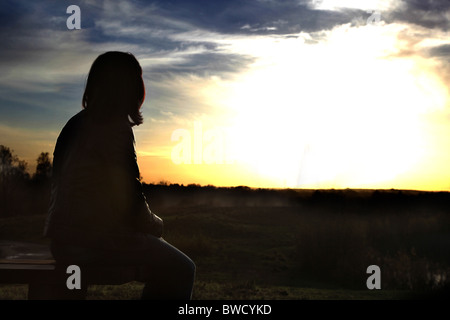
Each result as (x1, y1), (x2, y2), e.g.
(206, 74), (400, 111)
(44, 110), (163, 249)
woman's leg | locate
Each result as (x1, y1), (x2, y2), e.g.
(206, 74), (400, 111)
(128, 236), (196, 300)
(50, 235), (196, 299)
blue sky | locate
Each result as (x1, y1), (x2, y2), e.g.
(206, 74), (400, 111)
(1, 0), (450, 189)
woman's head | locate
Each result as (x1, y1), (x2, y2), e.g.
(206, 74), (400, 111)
(82, 51), (145, 126)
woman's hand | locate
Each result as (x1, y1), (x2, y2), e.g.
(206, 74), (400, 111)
(135, 201), (164, 238)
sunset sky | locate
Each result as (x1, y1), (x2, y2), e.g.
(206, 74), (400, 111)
(1, 0), (449, 190)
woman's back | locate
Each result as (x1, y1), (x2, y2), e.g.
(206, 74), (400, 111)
(45, 109), (144, 246)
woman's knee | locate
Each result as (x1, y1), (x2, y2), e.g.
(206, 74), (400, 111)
(148, 237), (196, 279)
(175, 251), (196, 280)
(186, 255), (196, 278)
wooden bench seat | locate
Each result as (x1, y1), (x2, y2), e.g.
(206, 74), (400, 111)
(0, 241), (138, 299)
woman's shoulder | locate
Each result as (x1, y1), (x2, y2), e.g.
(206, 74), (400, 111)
(62, 109), (88, 132)
(56, 110), (86, 143)
(62, 109), (132, 133)
(58, 109), (134, 147)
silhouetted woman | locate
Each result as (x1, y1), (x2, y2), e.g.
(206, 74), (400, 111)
(44, 51), (195, 299)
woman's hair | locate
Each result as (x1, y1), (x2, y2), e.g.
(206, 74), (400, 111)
(82, 51), (145, 126)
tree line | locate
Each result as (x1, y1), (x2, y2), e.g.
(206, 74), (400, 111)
(0, 145), (52, 217)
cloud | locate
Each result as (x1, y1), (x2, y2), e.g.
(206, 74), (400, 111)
(151, 0), (367, 35)
(429, 43), (450, 59)
(1, 0), (449, 153)
(145, 51), (255, 80)
(428, 43), (450, 94)
(388, 0), (450, 31)
(0, 0), (388, 98)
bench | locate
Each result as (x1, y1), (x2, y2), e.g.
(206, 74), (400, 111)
(0, 240), (138, 300)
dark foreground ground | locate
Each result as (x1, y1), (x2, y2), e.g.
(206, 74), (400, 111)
(1, 186), (450, 300)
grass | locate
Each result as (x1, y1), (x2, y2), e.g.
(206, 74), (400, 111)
(1, 188), (450, 300)
(0, 281), (406, 300)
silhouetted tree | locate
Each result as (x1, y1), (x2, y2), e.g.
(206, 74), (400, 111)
(0, 145), (29, 180)
(0, 145), (30, 216)
(0, 145), (14, 169)
(33, 152), (52, 182)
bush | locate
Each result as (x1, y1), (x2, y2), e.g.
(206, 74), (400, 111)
(294, 208), (450, 291)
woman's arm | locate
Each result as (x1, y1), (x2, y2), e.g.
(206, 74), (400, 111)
(133, 186), (164, 238)
(124, 127), (164, 237)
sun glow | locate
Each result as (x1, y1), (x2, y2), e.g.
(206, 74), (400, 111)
(138, 24), (449, 190)
(218, 24), (448, 189)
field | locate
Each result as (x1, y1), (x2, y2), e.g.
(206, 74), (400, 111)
(1, 185), (450, 300)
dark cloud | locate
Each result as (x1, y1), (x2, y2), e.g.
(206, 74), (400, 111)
(400, 0), (449, 12)
(0, 1), (91, 65)
(0, 0), (35, 27)
(388, 0), (450, 31)
(428, 43), (450, 92)
(153, 0), (364, 35)
(429, 44), (450, 59)
(146, 51), (255, 80)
